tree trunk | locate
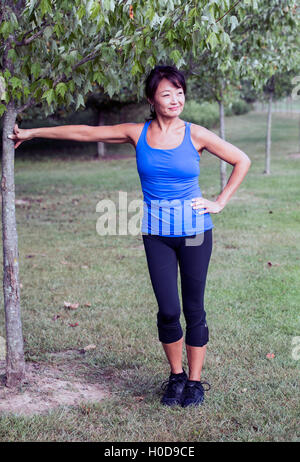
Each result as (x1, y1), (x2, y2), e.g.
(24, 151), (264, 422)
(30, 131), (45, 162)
(299, 114), (300, 153)
(97, 110), (106, 158)
(1, 102), (25, 387)
(218, 96), (227, 192)
(264, 92), (273, 175)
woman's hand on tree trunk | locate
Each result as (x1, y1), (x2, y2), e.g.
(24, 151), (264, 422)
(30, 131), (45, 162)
(8, 124), (34, 149)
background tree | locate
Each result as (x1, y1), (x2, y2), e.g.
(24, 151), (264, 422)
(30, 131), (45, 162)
(262, 71), (300, 174)
(184, 0), (299, 187)
(234, 0), (299, 174)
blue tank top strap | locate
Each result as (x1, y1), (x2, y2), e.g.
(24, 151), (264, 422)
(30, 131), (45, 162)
(142, 120), (151, 144)
(185, 121), (198, 153)
(184, 121), (192, 138)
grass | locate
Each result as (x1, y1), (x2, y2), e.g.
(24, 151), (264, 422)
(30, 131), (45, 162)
(0, 111), (299, 442)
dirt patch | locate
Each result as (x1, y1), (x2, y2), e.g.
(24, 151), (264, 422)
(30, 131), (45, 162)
(0, 359), (109, 416)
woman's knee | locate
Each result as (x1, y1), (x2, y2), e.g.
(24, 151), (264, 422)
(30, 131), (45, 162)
(185, 323), (209, 347)
(157, 309), (180, 328)
(157, 311), (183, 344)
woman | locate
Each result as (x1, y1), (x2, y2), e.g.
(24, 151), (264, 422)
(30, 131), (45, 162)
(9, 65), (251, 408)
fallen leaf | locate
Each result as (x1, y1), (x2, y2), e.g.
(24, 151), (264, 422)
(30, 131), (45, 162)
(69, 322), (79, 327)
(61, 260), (70, 265)
(64, 301), (79, 310)
(15, 199), (30, 205)
(84, 302), (91, 307)
(52, 314), (61, 321)
(83, 344), (96, 352)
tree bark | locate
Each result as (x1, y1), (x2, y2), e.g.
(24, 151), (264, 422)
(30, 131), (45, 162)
(264, 91), (273, 175)
(218, 96), (227, 192)
(97, 110), (106, 158)
(298, 114), (300, 153)
(1, 102), (26, 387)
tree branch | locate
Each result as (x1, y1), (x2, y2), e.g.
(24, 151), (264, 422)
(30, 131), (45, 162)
(17, 97), (36, 114)
(15, 22), (53, 46)
(215, 0), (243, 23)
(52, 50), (102, 87)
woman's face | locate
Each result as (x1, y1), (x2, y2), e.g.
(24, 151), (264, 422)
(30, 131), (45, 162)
(150, 78), (185, 118)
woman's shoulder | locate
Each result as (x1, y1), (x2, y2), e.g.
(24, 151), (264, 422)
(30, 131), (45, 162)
(188, 122), (212, 149)
(124, 122), (146, 148)
(188, 122), (222, 153)
(188, 121), (208, 133)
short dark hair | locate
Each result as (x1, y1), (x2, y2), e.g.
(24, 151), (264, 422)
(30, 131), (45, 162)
(144, 65), (186, 120)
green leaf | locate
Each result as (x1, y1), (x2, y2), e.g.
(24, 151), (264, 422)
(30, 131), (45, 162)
(7, 49), (17, 62)
(102, 0), (115, 11)
(78, 4), (86, 20)
(9, 77), (22, 90)
(131, 61), (143, 76)
(42, 88), (55, 105)
(0, 21), (13, 39)
(0, 104), (6, 116)
(68, 80), (75, 93)
(90, 1), (101, 19)
(207, 32), (218, 50)
(23, 87), (30, 98)
(4, 69), (11, 80)
(31, 63), (41, 79)
(75, 93), (85, 110)
(55, 82), (67, 99)
(93, 72), (104, 85)
(230, 15), (239, 32)
(43, 26), (53, 40)
(106, 84), (115, 98)
(39, 0), (52, 16)
(146, 56), (156, 68)
(243, 0), (258, 7)
(170, 49), (182, 65)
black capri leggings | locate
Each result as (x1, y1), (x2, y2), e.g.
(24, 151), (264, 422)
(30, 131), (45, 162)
(142, 229), (213, 347)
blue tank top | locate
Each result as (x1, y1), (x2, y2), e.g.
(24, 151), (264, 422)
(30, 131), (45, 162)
(135, 119), (214, 236)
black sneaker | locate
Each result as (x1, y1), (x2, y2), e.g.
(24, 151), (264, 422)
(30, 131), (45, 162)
(181, 380), (211, 407)
(160, 370), (188, 406)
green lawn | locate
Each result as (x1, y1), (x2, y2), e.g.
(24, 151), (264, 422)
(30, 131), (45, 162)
(0, 111), (299, 441)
